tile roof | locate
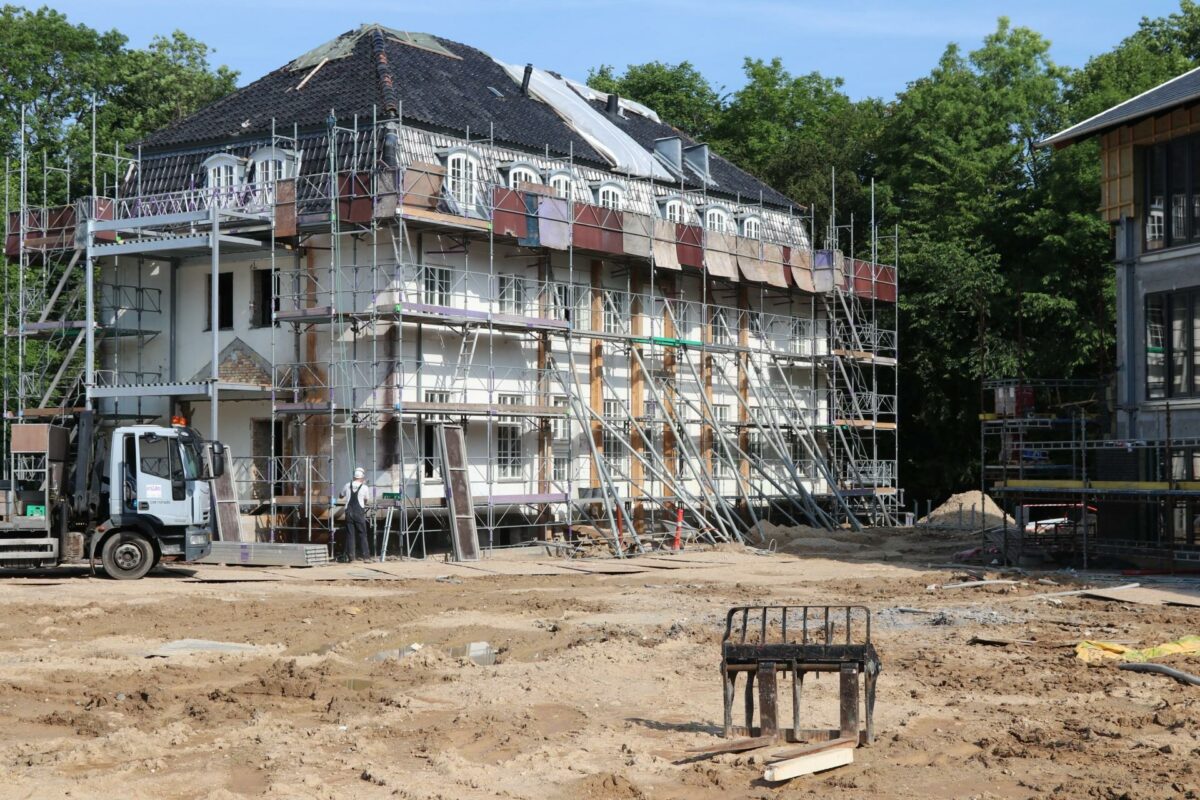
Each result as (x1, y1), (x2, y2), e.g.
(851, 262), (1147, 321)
(1041, 65), (1200, 148)
(587, 99), (795, 209)
(137, 24), (796, 209)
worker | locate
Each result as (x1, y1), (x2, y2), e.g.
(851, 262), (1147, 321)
(338, 467), (372, 562)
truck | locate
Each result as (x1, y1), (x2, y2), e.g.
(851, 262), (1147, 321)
(0, 410), (226, 579)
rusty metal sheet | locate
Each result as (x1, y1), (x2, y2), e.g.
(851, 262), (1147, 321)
(677, 223), (704, 269)
(491, 187), (527, 239)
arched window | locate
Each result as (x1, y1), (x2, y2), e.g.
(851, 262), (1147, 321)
(742, 216), (762, 240)
(705, 207), (732, 234)
(249, 147), (296, 205)
(202, 153), (245, 208)
(663, 199), (685, 223)
(445, 150), (481, 211)
(509, 166), (540, 189)
(548, 171), (574, 200)
(595, 182), (624, 210)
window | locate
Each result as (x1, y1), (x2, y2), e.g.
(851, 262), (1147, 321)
(602, 399), (627, 475)
(551, 283), (587, 326)
(711, 404), (731, 479)
(551, 395), (570, 439)
(705, 207), (731, 234)
(498, 274), (525, 314)
(663, 199), (685, 223)
(422, 391), (451, 479)
(1144, 289), (1200, 399)
(603, 290), (629, 334)
(424, 266), (452, 306)
(204, 154), (242, 190)
(548, 172), (575, 200)
(140, 433), (184, 500)
(1142, 138), (1200, 250)
(742, 216), (762, 240)
(596, 183), (624, 210)
(445, 151), (479, 210)
(252, 268), (277, 328)
(711, 306), (731, 346)
(509, 166), (540, 189)
(553, 454), (570, 483)
(497, 394), (523, 479)
(250, 147), (295, 205)
(205, 272), (234, 331)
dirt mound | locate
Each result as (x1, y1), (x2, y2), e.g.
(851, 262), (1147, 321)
(919, 489), (1013, 529)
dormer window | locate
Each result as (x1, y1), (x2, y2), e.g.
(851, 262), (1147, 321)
(444, 149), (481, 212)
(548, 171), (575, 201)
(661, 198), (687, 224)
(202, 153), (246, 208)
(704, 207), (732, 234)
(249, 146), (296, 205)
(742, 216), (762, 240)
(203, 154), (243, 190)
(508, 166), (541, 189)
(595, 181), (624, 210)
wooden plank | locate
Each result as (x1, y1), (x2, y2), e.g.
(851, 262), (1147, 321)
(763, 742), (853, 782)
(1083, 585), (1200, 607)
(438, 424), (479, 561)
(686, 735), (777, 758)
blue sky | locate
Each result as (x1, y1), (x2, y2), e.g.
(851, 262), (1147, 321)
(42, 0), (1186, 100)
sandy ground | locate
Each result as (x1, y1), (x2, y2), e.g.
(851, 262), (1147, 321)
(0, 528), (1197, 799)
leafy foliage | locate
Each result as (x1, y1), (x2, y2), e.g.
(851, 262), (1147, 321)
(592, 7), (1200, 502)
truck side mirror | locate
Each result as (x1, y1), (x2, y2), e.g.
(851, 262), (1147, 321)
(209, 442), (226, 479)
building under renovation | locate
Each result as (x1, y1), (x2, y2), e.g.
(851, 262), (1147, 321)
(5, 25), (899, 556)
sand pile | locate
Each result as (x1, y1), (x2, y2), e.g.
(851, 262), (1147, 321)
(919, 490), (1013, 529)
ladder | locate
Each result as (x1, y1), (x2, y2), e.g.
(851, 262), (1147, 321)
(451, 325), (481, 402)
(436, 423), (479, 561)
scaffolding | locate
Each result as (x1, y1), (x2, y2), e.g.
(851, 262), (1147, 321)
(4, 103), (900, 558)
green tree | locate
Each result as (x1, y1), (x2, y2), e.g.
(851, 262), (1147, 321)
(587, 61), (723, 140)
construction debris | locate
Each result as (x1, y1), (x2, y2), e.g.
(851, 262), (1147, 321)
(1076, 635), (1200, 663)
(762, 737), (856, 782)
(1117, 663), (1200, 686)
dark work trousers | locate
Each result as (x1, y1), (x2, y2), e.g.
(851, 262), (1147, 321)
(345, 482), (370, 560)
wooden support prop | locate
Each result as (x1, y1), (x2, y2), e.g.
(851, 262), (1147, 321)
(763, 737), (855, 782)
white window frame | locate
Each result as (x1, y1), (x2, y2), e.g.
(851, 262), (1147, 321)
(705, 206), (732, 234)
(553, 453), (570, 483)
(662, 199), (685, 223)
(711, 306), (732, 346)
(548, 170), (576, 201)
(248, 146), (296, 206)
(498, 273), (525, 314)
(424, 265), (452, 306)
(497, 393), (524, 480)
(202, 154), (245, 207)
(551, 395), (569, 440)
(602, 398), (627, 475)
(508, 165), (541, 189)
(602, 289), (629, 335)
(742, 215), (762, 240)
(595, 181), (624, 211)
(444, 149), (481, 211)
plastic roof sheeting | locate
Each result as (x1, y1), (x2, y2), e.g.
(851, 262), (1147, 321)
(495, 61), (675, 181)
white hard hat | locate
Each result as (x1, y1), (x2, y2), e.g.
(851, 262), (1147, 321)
(353, 467), (365, 479)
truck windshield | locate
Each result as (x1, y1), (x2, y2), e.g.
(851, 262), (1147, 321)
(179, 440), (203, 480)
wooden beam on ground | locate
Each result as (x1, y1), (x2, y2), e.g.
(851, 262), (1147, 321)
(762, 737), (855, 782)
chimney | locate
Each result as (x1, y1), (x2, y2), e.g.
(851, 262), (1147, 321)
(520, 63), (533, 96)
(605, 92), (619, 116)
(653, 136), (683, 174)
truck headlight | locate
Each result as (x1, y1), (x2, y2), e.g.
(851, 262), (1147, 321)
(189, 533), (210, 546)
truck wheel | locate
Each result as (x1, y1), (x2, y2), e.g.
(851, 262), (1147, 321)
(101, 532), (154, 580)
